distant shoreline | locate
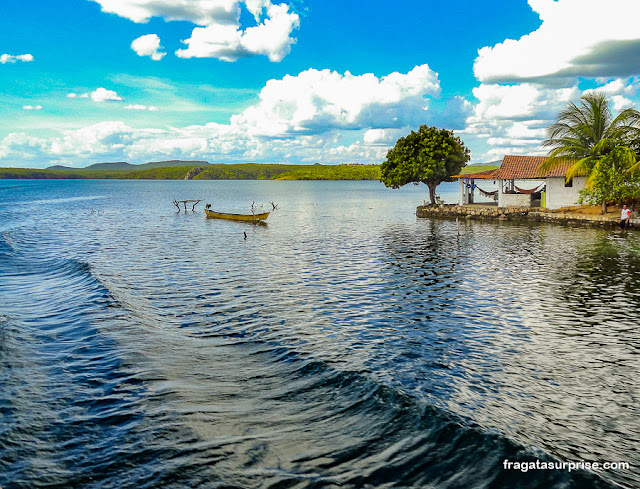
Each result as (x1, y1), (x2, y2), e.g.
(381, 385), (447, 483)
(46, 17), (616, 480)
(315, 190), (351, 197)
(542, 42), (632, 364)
(0, 162), (498, 181)
(0, 163), (381, 181)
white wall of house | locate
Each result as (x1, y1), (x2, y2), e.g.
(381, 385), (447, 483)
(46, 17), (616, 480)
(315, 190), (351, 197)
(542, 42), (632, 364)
(500, 192), (531, 207)
(544, 177), (586, 209)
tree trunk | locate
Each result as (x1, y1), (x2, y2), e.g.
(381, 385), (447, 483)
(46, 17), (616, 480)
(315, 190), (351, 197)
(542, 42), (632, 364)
(427, 182), (437, 205)
(601, 201), (607, 214)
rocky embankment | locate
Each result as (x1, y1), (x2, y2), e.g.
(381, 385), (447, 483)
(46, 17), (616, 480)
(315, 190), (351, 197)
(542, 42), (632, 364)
(416, 204), (638, 229)
(184, 167), (205, 180)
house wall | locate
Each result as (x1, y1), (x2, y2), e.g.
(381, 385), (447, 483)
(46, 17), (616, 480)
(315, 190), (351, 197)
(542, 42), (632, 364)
(500, 192), (531, 207)
(544, 177), (586, 209)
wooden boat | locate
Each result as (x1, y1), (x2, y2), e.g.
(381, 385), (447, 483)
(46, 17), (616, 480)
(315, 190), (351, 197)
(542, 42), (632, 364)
(204, 208), (269, 222)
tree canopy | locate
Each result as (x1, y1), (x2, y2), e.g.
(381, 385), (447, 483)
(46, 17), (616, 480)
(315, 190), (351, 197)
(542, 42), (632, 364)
(541, 92), (640, 211)
(380, 125), (470, 204)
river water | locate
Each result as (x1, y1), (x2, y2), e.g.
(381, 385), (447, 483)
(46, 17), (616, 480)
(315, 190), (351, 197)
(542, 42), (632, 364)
(0, 179), (638, 489)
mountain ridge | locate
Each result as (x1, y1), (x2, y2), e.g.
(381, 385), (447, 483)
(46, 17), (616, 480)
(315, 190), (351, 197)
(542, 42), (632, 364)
(46, 160), (211, 171)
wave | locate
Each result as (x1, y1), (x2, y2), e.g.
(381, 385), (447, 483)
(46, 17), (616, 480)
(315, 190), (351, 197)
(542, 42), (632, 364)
(219, 343), (620, 489)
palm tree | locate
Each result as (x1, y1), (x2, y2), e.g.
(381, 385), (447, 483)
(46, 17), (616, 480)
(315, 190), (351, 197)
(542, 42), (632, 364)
(540, 92), (640, 212)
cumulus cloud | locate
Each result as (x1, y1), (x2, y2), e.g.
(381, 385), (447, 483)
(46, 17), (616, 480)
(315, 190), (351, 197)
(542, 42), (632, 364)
(91, 0), (299, 62)
(1, 53), (33, 64)
(89, 0), (239, 24)
(363, 128), (406, 145)
(91, 88), (124, 102)
(232, 64), (441, 136)
(460, 82), (583, 162)
(69, 88), (124, 102)
(474, 0), (640, 83)
(131, 34), (166, 60)
(460, 77), (640, 162)
(125, 104), (158, 110)
(0, 65), (451, 166)
(22, 105), (43, 110)
(176, 2), (299, 62)
(467, 83), (578, 123)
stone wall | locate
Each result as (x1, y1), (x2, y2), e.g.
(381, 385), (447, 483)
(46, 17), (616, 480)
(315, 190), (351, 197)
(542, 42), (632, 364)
(416, 204), (639, 229)
(416, 204), (530, 220)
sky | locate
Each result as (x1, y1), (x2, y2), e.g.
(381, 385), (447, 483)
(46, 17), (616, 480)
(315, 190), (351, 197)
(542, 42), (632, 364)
(2, 0), (640, 168)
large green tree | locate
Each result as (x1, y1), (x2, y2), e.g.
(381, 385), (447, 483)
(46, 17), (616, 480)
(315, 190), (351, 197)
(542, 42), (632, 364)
(380, 125), (470, 204)
(540, 92), (640, 212)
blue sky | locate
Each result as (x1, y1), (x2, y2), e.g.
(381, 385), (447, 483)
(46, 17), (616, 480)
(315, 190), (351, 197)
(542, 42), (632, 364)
(2, 0), (640, 167)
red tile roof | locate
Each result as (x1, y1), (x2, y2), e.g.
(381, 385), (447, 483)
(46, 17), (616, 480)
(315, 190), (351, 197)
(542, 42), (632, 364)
(491, 155), (570, 179)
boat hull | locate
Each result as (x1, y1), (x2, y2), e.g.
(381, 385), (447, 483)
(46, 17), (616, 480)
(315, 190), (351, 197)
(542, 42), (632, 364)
(204, 209), (270, 222)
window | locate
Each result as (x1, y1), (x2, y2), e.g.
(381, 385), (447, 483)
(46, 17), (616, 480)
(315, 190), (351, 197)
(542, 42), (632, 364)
(565, 178), (573, 188)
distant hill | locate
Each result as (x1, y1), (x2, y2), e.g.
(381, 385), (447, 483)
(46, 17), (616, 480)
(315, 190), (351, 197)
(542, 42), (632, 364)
(136, 160), (210, 170)
(468, 160), (502, 167)
(46, 161), (133, 171)
(46, 160), (211, 171)
(85, 162), (136, 171)
(6, 162), (380, 181)
(46, 165), (76, 170)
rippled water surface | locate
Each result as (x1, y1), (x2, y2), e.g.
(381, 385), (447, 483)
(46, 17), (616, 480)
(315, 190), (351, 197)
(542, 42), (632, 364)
(1, 179), (638, 489)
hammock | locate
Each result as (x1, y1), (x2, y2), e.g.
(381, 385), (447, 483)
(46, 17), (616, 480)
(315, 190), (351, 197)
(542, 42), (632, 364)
(514, 183), (545, 194)
(477, 187), (498, 197)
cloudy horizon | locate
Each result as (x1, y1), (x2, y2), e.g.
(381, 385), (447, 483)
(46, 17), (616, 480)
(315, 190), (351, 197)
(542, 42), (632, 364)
(2, 0), (640, 168)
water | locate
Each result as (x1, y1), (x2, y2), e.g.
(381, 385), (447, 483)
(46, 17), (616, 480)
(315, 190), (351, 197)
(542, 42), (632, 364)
(0, 179), (638, 489)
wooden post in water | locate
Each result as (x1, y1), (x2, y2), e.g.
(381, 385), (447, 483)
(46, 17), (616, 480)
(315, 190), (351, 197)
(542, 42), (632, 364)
(172, 199), (201, 212)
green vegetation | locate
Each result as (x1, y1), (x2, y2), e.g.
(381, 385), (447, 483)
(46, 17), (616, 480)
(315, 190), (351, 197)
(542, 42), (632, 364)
(458, 164), (499, 175)
(271, 164), (379, 180)
(541, 92), (640, 212)
(0, 163), (381, 181)
(380, 125), (470, 204)
(0, 167), (130, 179)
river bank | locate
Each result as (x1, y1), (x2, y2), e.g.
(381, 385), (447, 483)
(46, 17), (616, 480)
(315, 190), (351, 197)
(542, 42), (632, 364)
(0, 162), (380, 181)
(416, 203), (639, 229)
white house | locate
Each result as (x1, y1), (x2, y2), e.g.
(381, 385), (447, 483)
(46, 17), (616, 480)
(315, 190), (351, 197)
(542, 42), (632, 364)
(455, 155), (586, 210)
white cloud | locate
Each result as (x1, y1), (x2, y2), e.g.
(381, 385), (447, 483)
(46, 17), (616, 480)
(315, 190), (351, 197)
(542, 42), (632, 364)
(0, 65), (462, 166)
(176, 2), (299, 62)
(91, 88), (124, 102)
(22, 105), (43, 110)
(91, 0), (299, 62)
(232, 64), (441, 136)
(611, 95), (634, 112)
(363, 128), (406, 145)
(125, 104), (158, 111)
(461, 82), (582, 162)
(48, 121), (134, 157)
(1, 53), (33, 64)
(131, 34), (166, 60)
(468, 83), (578, 123)
(68, 89), (123, 102)
(474, 0), (640, 83)
(89, 0), (239, 24)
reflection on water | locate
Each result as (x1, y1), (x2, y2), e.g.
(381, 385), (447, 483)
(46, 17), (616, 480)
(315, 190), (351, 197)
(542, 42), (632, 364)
(0, 180), (638, 489)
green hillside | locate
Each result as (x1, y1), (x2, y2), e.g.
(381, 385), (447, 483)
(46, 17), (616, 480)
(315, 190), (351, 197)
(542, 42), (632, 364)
(46, 160), (210, 171)
(0, 163), (381, 181)
(458, 164), (499, 175)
